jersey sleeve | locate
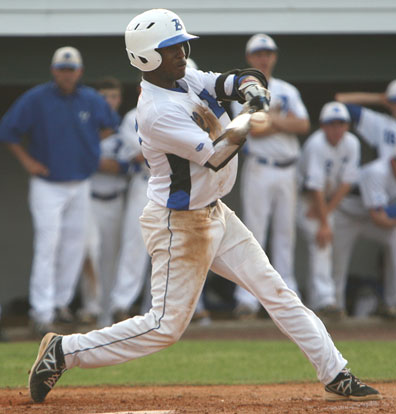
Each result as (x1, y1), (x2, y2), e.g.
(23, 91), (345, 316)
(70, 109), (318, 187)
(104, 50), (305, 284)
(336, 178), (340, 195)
(359, 166), (388, 208)
(355, 107), (386, 148)
(0, 92), (35, 143)
(185, 68), (236, 102)
(340, 135), (361, 184)
(149, 109), (215, 166)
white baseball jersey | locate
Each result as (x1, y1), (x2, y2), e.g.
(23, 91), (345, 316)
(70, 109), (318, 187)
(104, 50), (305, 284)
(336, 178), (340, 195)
(90, 134), (135, 197)
(355, 107), (396, 159)
(137, 68), (237, 210)
(231, 77), (309, 160)
(359, 158), (396, 208)
(298, 129), (360, 198)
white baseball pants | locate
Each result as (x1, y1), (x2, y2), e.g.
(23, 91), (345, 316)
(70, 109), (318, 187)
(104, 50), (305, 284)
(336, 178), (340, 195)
(110, 173), (150, 314)
(235, 157), (299, 311)
(333, 208), (396, 310)
(28, 177), (90, 324)
(80, 194), (124, 324)
(62, 200), (346, 385)
(297, 197), (336, 310)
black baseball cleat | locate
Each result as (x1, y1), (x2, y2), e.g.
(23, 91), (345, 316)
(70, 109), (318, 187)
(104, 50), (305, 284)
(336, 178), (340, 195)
(324, 368), (382, 401)
(28, 333), (66, 403)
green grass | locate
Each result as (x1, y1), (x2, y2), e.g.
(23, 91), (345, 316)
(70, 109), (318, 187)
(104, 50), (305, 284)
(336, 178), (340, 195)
(1, 340), (395, 388)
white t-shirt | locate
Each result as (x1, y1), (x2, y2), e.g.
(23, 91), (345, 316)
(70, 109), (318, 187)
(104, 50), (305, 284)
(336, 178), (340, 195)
(298, 129), (360, 199)
(137, 68), (237, 210)
(356, 107), (396, 159)
(231, 77), (309, 161)
(360, 158), (396, 209)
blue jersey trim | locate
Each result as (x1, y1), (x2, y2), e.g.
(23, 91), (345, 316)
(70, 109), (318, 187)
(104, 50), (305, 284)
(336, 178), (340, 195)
(198, 88), (225, 118)
(166, 190), (190, 210)
(345, 104), (362, 124)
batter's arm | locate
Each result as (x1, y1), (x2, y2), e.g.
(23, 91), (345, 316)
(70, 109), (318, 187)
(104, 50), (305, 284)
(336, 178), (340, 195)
(6, 142), (49, 176)
(205, 113), (251, 171)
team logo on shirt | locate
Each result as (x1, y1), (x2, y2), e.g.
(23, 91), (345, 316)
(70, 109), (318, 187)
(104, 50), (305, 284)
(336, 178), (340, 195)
(195, 143), (204, 152)
(79, 111), (90, 122)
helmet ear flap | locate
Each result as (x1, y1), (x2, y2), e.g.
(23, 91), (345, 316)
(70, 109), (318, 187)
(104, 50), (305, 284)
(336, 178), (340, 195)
(125, 47), (163, 71)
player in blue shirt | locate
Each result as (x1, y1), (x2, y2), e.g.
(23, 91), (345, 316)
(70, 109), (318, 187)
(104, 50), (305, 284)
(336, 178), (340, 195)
(0, 46), (119, 336)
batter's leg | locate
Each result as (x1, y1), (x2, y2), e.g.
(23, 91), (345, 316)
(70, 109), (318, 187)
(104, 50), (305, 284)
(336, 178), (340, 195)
(211, 202), (346, 385)
(62, 201), (217, 369)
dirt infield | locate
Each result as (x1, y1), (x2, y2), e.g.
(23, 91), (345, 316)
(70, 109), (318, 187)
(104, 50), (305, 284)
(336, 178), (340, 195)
(1, 383), (395, 414)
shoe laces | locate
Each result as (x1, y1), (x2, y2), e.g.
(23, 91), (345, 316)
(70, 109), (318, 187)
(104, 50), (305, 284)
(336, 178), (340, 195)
(340, 368), (364, 389)
(43, 368), (66, 389)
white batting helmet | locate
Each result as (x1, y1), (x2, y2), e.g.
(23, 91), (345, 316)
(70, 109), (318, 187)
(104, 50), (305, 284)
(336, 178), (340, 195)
(125, 9), (198, 72)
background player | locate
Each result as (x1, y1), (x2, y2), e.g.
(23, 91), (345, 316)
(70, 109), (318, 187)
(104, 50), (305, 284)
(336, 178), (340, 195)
(0, 47), (118, 336)
(29, 9), (380, 405)
(231, 34), (310, 317)
(297, 102), (360, 318)
(336, 80), (396, 160)
(79, 77), (135, 327)
(109, 103), (151, 321)
(332, 156), (396, 318)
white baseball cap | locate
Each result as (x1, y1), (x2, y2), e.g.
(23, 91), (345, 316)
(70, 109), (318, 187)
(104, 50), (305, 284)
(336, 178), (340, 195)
(386, 80), (396, 103)
(51, 46), (83, 69)
(320, 102), (350, 124)
(246, 34), (278, 55)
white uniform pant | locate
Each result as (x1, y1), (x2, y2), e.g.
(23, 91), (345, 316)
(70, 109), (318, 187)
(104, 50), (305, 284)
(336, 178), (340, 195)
(297, 197), (336, 310)
(62, 200), (346, 385)
(235, 157), (299, 310)
(333, 208), (396, 310)
(110, 173), (150, 313)
(81, 194), (124, 324)
(29, 177), (90, 324)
